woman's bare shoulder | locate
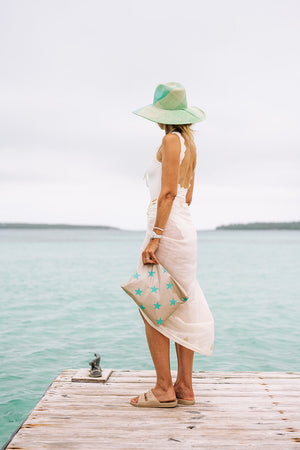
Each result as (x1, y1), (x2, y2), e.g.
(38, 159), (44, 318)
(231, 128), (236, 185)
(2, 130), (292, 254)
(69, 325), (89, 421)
(157, 133), (181, 162)
(161, 134), (181, 164)
(161, 133), (181, 152)
(162, 133), (180, 144)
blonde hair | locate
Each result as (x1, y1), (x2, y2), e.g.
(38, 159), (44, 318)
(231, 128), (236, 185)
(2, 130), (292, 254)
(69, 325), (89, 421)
(158, 123), (196, 149)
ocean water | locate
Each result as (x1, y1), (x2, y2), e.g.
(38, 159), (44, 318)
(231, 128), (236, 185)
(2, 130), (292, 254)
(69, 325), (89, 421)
(0, 228), (300, 445)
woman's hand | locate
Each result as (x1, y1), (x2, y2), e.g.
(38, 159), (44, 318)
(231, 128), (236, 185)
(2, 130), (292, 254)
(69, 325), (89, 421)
(142, 239), (160, 264)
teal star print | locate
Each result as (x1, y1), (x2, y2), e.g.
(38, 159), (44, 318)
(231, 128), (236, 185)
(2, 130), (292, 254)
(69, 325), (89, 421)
(148, 269), (155, 277)
(133, 272), (140, 279)
(154, 302), (161, 309)
(182, 297), (189, 302)
(166, 282), (173, 289)
(170, 298), (176, 305)
(135, 288), (142, 296)
(151, 285), (158, 293)
(157, 318), (163, 325)
(140, 304), (146, 310)
(162, 267), (168, 273)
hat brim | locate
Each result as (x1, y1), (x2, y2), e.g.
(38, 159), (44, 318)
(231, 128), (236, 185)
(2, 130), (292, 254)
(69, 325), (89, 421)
(132, 104), (206, 124)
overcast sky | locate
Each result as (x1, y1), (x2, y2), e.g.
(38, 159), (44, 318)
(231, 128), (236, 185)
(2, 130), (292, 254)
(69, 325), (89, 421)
(0, 0), (299, 230)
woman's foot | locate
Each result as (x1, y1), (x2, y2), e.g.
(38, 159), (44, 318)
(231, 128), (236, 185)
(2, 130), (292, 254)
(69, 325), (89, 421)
(130, 384), (176, 404)
(173, 381), (194, 401)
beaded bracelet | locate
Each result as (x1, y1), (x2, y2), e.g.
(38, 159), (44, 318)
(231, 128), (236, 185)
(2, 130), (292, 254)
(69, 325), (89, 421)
(153, 226), (164, 232)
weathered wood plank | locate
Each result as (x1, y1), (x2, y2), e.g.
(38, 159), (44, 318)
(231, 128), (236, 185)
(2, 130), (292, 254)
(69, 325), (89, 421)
(5, 369), (300, 450)
(54, 369), (300, 382)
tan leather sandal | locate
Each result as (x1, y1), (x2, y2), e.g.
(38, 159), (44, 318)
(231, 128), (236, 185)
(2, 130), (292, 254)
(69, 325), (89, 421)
(130, 388), (178, 408)
(176, 397), (195, 405)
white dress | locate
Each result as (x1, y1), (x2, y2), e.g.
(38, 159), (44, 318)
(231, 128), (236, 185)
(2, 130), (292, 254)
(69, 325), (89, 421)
(138, 131), (214, 356)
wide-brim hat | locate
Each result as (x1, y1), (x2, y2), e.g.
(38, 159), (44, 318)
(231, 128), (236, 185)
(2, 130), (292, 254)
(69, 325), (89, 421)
(132, 82), (206, 125)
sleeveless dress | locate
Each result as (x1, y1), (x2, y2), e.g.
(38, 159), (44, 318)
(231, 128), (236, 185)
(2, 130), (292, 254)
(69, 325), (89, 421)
(137, 131), (214, 355)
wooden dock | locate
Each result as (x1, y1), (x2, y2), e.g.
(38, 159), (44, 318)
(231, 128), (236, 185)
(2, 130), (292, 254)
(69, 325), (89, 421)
(3, 369), (300, 449)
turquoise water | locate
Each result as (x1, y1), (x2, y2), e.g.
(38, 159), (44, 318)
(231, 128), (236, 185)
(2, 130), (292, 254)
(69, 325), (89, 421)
(1, 228), (300, 445)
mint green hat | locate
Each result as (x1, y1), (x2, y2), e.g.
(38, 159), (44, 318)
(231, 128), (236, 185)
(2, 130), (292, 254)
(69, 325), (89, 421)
(132, 82), (206, 125)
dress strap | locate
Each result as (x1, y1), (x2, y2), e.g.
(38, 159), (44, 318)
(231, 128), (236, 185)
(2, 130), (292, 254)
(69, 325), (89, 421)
(169, 131), (186, 164)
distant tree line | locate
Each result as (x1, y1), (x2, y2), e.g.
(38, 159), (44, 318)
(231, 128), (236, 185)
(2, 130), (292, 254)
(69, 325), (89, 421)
(0, 223), (120, 230)
(216, 221), (300, 230)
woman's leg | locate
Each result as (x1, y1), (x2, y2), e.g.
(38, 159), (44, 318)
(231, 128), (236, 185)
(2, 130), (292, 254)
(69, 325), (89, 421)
(173, 342), (195, 400)
(131, 311), (176, 403)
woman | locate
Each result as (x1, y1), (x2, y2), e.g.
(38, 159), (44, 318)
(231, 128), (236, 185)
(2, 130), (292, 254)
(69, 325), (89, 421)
(130, 82), (214, 408)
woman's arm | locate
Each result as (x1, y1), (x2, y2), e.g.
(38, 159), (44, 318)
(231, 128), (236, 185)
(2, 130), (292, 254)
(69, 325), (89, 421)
(154, 133), (180, 229)
(141, 133), (180, 264)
